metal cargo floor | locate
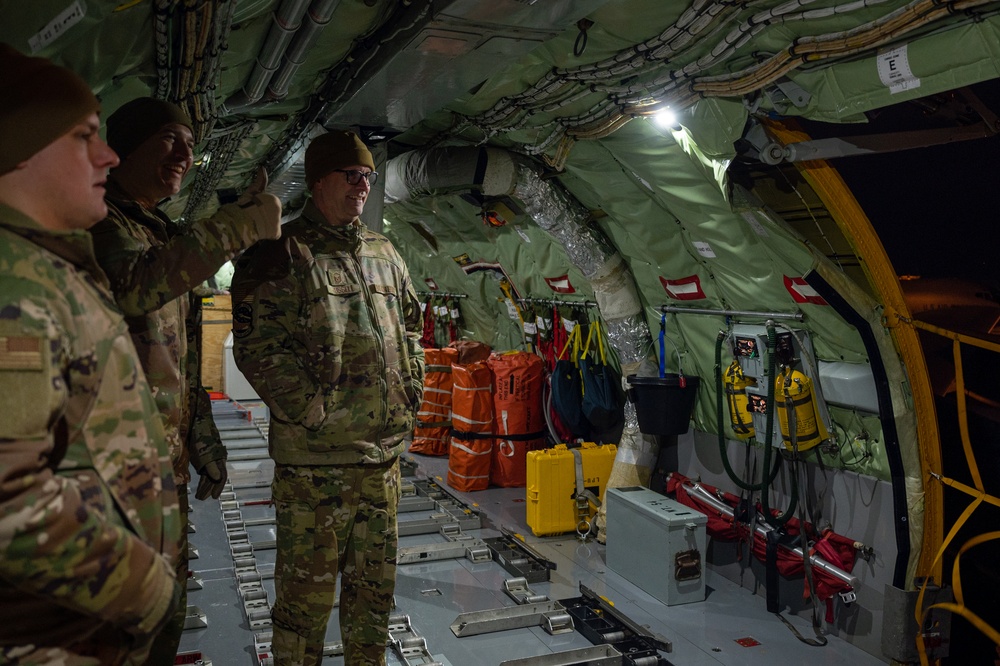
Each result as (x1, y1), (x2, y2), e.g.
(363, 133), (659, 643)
(178, 399), (888, 665)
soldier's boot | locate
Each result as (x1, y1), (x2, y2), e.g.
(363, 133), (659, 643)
(271, 620), (321, 666)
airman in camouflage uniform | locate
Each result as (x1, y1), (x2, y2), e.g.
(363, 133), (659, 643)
(88, 97), (282, 664)
(0, 44), (181, 665)
(231, 131), (424, 666)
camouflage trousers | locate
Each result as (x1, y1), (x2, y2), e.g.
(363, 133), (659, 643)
(0, 495), (184, 666)
(271, 458), (401, 666)
(145, 484), (189, 666)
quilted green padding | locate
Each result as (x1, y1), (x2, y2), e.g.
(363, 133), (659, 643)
(384, 195), (596, 351)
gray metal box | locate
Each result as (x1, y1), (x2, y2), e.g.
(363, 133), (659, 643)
(605, 486), (708, 606)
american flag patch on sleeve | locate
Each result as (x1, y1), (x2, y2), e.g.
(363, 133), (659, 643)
(0, 336), (44, 371)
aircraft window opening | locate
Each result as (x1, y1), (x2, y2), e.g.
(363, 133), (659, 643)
(909, 317), (1000, 661)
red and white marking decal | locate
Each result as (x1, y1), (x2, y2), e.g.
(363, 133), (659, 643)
(659, 275), (706, 300)
(544, 274), (576, 294)
(784, 275), (828, 305)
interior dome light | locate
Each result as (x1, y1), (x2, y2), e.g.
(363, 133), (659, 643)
(653, 108), (678, 129)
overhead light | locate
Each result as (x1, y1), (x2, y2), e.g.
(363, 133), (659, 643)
(653, 108), (678, 129)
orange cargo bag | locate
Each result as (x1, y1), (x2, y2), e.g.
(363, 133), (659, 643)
(488, 351), (546, 488)
(447, 360), (493, 492)
(410, 347), (459, 456)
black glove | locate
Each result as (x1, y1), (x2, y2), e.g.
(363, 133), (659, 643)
(195, 458), (228, 500)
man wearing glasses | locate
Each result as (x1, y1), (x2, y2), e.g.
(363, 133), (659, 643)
(231, 131), (424, 665)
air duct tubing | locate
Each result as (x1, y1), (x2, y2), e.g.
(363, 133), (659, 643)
(385, 146), (517, 204)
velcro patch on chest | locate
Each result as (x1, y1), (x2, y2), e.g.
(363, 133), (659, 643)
(327, 268), (361, 295)
(0, 335), (44, 371)
(370, 284), (398, 297)
(328, 284), (361, 296)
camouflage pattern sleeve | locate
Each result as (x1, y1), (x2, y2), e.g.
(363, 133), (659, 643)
(399, 258), (425, 402)
(91, 201), (271, 317)
(0, 296), (176, 639)
(231, 241), (327, 428)
(185, 292), (226, 470)
(188, 384), (225, 470)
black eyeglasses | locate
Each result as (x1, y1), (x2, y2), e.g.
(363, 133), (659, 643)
(332, 169), (379, 186)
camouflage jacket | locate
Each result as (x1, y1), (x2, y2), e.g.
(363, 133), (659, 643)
(0, 204), (181, 659)
(185, 291), (224, 476)
(231, 200), (424, 465)
(89, 181), (260, 482)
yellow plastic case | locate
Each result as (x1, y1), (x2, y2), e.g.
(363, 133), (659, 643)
(525, 442), (617, 536)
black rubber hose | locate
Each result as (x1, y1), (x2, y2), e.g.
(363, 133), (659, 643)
(759, 323), (797, 527)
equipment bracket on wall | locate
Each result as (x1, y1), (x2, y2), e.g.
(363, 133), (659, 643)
(518, 297), (597, 309)
(661, 304), (803, 321)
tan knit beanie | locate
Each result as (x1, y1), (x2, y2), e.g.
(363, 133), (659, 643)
(0, 43), (100, 174)
(304, 131), (375, 186)
(107, 97), (193, 160)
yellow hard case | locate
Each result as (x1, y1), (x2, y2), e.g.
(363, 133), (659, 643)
(525, 442), (617, 536)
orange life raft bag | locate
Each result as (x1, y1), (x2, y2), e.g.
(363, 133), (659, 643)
(410, 347), (459, 456)
(487, 351), (547, 487)
(447, 360), (494, 491)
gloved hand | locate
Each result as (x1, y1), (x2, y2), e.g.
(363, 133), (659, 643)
(236, 167), (282, 241)
(195, 458), (228, 500)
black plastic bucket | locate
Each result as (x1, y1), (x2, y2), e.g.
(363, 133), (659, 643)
(627, 374), (700, 436)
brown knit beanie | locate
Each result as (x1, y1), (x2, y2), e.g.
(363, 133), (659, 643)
(0, 43), (100, 174)
(107, 97), (193, 160)
(304, 131), (375, 186)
